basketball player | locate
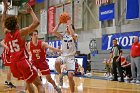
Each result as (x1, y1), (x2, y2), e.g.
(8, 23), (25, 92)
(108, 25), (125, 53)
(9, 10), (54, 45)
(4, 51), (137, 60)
(0, 40), (16, 88)
(27, 30), (62, 93)
(52, 18), (78, 93)
(2, 1), (45, 93)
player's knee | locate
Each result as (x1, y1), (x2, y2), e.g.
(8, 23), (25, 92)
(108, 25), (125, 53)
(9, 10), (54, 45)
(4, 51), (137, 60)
(55, 59), (61, 66)
(68, 72), (74, 80)
(47, 77), (53, 83)
(40, 87), (45, 93)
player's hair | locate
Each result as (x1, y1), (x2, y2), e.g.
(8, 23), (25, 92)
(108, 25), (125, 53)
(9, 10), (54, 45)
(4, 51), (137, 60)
(71, 24), (75, 31)
(113, 38), (117, 41)
(29, 30), (38, 36)
(5, 16), (18, 32)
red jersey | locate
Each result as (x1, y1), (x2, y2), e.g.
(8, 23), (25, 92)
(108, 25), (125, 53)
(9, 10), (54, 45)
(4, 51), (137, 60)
(1, 48), (11, 66)
(29, 40), (46, 62)
(121, 56), (128, 65)
(131, 42), (140, 57)
(4, 30), (29, 63)
(121, 57), (125, 63)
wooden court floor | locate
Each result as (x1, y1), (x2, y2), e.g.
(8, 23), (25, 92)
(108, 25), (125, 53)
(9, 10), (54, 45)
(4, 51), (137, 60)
(0, 69), (140, 93)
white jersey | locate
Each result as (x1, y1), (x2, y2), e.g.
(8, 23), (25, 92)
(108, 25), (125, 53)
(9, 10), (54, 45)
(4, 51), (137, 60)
(61, 33), (76, 57)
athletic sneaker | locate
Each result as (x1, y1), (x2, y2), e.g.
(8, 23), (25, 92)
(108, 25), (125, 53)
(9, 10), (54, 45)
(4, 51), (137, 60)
(40, 76), (42, 81)
(136, 80), (140, 84)
(124, 76), (129, 80)
(5, 81), (9, 85)
(5, 81), (16, 88)
(55, 86), (62, 93)
(59, 74), (64, 86)
(130, 79), (136, 83)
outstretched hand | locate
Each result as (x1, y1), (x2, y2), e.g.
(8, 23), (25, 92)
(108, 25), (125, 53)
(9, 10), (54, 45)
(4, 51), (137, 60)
(3, 0), (9, 11)
(66, 18), (72, 26)
(23, 3), (33, 13)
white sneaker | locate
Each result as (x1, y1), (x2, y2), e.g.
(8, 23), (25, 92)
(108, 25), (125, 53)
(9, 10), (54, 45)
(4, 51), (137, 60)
(136, 80), (140, 84)
(59, 74), (64, 86)
(104, 73), (108, 77)
(130, 79), (136, 83)
(55, 86), (62, 93)
(124, 76), (129, 80)
(108, 75), (113, 80)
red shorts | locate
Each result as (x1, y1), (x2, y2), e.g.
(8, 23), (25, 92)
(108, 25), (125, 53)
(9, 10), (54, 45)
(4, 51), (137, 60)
(10, 59), (38, 83)
(1, 50), (11, 66)
(31, 60), (50, 75)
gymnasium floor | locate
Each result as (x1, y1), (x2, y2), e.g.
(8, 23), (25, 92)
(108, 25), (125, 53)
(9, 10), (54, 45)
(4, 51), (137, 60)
(0, 69), (140, 93)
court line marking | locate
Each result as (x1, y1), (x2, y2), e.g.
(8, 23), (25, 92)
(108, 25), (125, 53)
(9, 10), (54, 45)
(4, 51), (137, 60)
(84, 86), (140, 92)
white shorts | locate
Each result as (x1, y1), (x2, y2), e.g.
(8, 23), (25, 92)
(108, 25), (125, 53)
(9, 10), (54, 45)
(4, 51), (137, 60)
(58, 56), (75, 71)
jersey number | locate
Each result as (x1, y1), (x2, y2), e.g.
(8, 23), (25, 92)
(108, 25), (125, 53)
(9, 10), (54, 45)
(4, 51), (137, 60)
(35, 53), (40, 59)
(67, 42), (70, 49)
(9, 39), (20, 52)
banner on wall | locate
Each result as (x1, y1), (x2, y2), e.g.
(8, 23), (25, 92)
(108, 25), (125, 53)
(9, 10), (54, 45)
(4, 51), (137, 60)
(46, 56), (87, 73)
(99, 3), (115, 21)
(102, 31), (140, 50)
(48, 6), (55, 34)
(48, 40), (61, 48)
(74, 0), (83, 29)
(36, 0), (44, 3)
(28, 0), (35, 6)
(40, 9), (47, 34)
(126, 0), (139, 19)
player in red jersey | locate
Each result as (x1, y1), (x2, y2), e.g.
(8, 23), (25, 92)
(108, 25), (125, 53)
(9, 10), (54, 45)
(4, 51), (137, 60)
(1, 40), (16, 88)
(28, 30), (62, 93)
(1, 1), (45, 93)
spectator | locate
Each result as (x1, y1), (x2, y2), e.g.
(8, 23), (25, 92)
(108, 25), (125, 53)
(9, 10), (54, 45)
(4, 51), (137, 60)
(130, 36), (140, 84)
(75, 59), (84, 75)
(121, 56), (131, 79)
(103, 59), (112, 78)
(86, 53), (91, 73)
(109, 38), (124, 82)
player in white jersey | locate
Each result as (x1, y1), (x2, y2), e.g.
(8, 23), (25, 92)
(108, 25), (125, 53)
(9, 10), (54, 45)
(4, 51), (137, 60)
(52, 19), (77, 93)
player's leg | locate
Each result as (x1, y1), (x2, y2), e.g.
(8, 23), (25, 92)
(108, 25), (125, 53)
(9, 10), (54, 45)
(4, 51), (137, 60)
(6, 67), (11, 82)
(46, 75), (61, 93)
(5, 67), (16, 88)
(39, 61), (61, 93)
(55, 57), (64, 86)
(32, 76), (45, 93)
(55, 58), (63, 74)
(66, 56), (75, 93)
(26, 83), (35, 93)
(68, 71), (75, 93)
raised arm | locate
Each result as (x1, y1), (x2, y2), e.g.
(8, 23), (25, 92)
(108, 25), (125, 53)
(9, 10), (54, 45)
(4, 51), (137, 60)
(52, 23), (62, 39)
(20, 4), (40, 36)
(66, 20), (77, 41)
(2, 0), (9, 33)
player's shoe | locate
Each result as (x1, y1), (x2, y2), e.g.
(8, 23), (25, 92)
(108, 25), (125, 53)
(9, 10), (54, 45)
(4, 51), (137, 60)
(5, 81), (16, 88)
(59, 74), (64, 86)
(55, 86), (62, 93)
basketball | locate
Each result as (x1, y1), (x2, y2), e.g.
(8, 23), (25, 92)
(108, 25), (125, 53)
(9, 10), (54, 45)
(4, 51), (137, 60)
(59, 12), (70, 24)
